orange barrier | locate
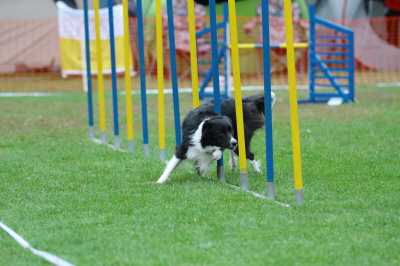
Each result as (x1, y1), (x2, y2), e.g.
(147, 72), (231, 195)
(0, 16), (399, 92)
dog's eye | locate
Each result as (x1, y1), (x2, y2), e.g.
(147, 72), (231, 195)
(219, 131), (224, 135)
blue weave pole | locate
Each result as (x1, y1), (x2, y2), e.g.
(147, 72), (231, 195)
(108, 0), (120, 149)
(261, 0), (275, 200)
(136, 0), (150, 156)
(209, 0), (224, 180)
(166, 0), (181, 146)
(223, 2), (229, 98)
(83, 0), (94, 139)
(209, 0), (221, 113)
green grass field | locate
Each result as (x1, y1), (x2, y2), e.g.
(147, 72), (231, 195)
(1, 85), (399, 265)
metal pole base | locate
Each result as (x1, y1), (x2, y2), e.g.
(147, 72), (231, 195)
(295, 189), (305, 206)
(159, 148), (166, 162)
(101, 131), (107, 144)
(240, 172), (249, 191)
(267, 182), (275, 200)
(127, 140), (134, 152)
(89, 126), (95, 139)
(114, 135), (120, 150)
(217, 165), (225, 182)
(143, 144), (150, 157)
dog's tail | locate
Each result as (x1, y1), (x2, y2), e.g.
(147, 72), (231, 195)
(243, 92), (276, 115)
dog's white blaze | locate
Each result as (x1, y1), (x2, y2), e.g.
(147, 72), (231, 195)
(189, 120), (205, 150)
(156, 155), (182, 183)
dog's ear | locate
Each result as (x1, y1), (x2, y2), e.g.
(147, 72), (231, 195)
(203, 118), (212, 126)
(205, 116), (220, 124)
(202, 119), (213, 131)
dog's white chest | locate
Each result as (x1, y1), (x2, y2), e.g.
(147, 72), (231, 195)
(186, 145), (220, 177)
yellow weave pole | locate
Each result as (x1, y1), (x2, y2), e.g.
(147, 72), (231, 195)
(155, 0), (166, 161)
(187, 0), (200, 108)
(122, 0), (135, 152)
(279, 42), (308, 49)
(94, 0), (107, 144)
(283, 0), (304, 205)
(228, 0), (249, 191)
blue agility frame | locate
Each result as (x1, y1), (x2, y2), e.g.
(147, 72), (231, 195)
(299, 4), (355, 104)
(198, 2), (229, 100)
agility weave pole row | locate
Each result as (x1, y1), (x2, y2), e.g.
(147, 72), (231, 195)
(90, 0), (150, 154)
(85, 0), (121, 149)
(83, 0), (304, 205)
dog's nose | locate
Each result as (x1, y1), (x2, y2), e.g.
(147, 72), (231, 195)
(230, 137), (237, 146)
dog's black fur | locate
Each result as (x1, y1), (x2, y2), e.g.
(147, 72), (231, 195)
(214, 93), (265, 162)
(156, 93), (268, 183)
(176, 110), (237, 160)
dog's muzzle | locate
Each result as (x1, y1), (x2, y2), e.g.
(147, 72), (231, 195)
(229, 137), (238, 150)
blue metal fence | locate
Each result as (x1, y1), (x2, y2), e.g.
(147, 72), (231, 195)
(300, 4), (355, 104)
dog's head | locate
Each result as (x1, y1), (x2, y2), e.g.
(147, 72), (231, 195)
(200, 116), (237, 150)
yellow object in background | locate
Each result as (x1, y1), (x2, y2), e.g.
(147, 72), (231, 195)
(57, 2), (131, 78)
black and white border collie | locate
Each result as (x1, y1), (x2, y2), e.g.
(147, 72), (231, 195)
(156, 92), (276, 184)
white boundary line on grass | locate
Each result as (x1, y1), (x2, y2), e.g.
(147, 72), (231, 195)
(227, 184), (290, 207)
(376, 82), (400, 87)
(0, 92), (60, 97)
(91, 138), (127, 152)
(0, 222), (75, 266)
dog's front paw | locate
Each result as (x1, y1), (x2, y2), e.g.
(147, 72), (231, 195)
(212, 149), (222, 161)
(229, 152), (237, 170)
(156, 176), (168, 184)
(249, 159), (262, 173)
